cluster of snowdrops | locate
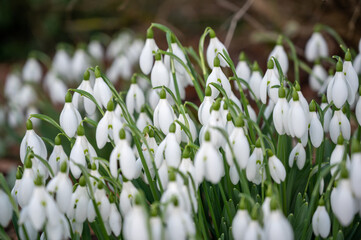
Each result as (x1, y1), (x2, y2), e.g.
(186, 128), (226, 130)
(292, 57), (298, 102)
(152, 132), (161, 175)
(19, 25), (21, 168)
(1, 23), (361, 240)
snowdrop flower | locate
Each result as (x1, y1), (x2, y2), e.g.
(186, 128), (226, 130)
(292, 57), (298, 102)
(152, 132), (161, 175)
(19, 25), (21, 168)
(88, 182), (110, 222)
(109, 129), (140, 180)
(308, 100), (324, 148)
(123, 194), (149, 240)
(96, 100), (123, 148)
(0, 190), (12, 227)
(126, 39), (144, 66)
(150, 206), (163, 240)
(67, 176), (89, 224)
(119, 179), (138, 216)
(331, 166), (357, 226)
(321, 95), (332, 133)
(194, 131), (224, 184)
(288, 89), (308, 138)
(153, 89), (176, 134)
(178, 111), (197, 142)
(318, 68), (334, 95)
(356, 88), (361, 126)
(52, 46), (72, 80)
(232, 198), (250, 240)
(329, 108), (351, 144)
(330, 135), (350, 177)
(15, 84), (37, 110)
(312, 198), (331, 238)
(139, 28), (158, 75)
(264, 199), (294, 240)
(268, 36), (288, 75)
(164, 36), (188, 75)
(88, 39), (104, 62)
(327, 60), (349, 108)
(19, 119), (43, 160)
(354, 39), (361, 74)
(69, 125), (98, 179)
(225, 115), (250, 169)
(107, 55), (132, 83)
(72, 45), (90, 81)
(305, 30), (328, 62)
(108, 195), (122, 236)
(343, 49), (359, 105)
(177, 147), (196, 188)
(273, 87), (289, 135)
(244, 206), (265, 240)
(136, 106), (153, 131)
(11, 168), (23, 204)
(246, 140), (265, 185)
(350, 139), (361, 199)
(60, 92), (82, 138)
(309, 60), (327, 92)
(17, 159), (34, 208)
(155, 123), (181, 168)
(206, 57), (232, 99)
(43, 71), (68, 105)
(206, 29), (229, 68)
(72, 70), (96, 115)
(147, 88), (159, 110)
(260, 59), (280, 104)
(93, 66), (113, 109)
(289, 142), (306, 169)
(165, 197), (195, 240)
(151, 52), (170, 89)
(249, 62), (262, 100)
(48, 135), (68, 176)
(198, 86), (214, 125)
(23, 57), (42, 83)
(126, 75), (145, 115)
(234, 52), (250, 89)
(4, 72), (21, 100)
(268, 150), (286, 184)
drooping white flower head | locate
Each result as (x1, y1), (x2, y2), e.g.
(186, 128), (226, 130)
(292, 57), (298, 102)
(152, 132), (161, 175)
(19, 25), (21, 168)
(67, 176), (89, 224)
(153, 89), (176, 134)
(268, 36), (289, 75)
(136, 107), (153, 131)
(225, 115), (250, 169)
(309, 60), (327, 92)
(194, 131), (224, 185)
(318, 69), (333, 95)
(330, 135), (351, 178)
(343, 49), (359, 105)
(178, 112), (197, 143)
(87, 181), (110, 223)
(96, 100), (123, 149)
(350, 139), (361, 199)
(126, 75), (145, 116)
(71, 46), (90, 82)
(23, 57), (42, 83)
(52, 46), (72, 81)
(264, 206), (294, 240)
(260, 59), (280, 104)
(139, 28), (159, 75)
(60, 92), (82, 138)
(108, 196), (122, 236)
(308, 100), (324, 148)
(72, 69), (97, 115)
(232, 199), (250, 240)
(151, 51), (170, 89)
(246, 140), (265, 185)
(69, 125), (98, 179)
(289, 142), (306, 170)
(46, 161), (72, 213)
(288, 89), (308, 139)
(248, 62), (262, 100)
(119, 179), (138, 216)
(0, 190), (13, 227)
(88, 39), (104, 62)
(327, 60), (349, 109)
(198, 86), (214, 125)
(234, 52), (251, 89)
(48, 136), (68, 177)
(244, 217), (264, 240)
(43, 70), (68, 105)
(206, 57), (232, 99)
(4, 72), (22, 100)
(107, 55), (132, 83)
(312, 198), (331, 238)
(329, 109), (351, 144)
(305, 31), (328, 62)
(320, 95), (332, 133)
(123, 194), (149, 240)
(17, 160), (35, 208)
(331, 167), (357, 226)
(93, 66), (113, 109)
(109, 129), (140, 180)
(268, 151), (286, 184)
(273, 86), (289, 135)
(206, 29), (229, 69)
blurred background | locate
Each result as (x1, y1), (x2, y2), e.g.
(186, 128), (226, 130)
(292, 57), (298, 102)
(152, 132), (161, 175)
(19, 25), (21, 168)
(0, 0), (361, 173)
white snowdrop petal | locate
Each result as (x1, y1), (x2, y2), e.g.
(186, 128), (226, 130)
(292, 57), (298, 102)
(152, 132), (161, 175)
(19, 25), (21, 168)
(310, 117), (324, 148)
(96, 115), (110, 149)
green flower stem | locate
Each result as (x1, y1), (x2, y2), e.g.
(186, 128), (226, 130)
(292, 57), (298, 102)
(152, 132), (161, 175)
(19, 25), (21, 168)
(203, 182), (220, 237)
(198, 27), (212, 80)
(276, 134), (288, 214)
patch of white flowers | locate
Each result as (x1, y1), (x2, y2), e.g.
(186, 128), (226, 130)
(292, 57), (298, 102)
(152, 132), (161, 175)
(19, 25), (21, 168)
(1, 24), (361, 240)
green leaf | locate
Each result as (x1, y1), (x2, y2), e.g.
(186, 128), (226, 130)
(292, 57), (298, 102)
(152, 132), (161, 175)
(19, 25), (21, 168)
(30, 113), (70, 140)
